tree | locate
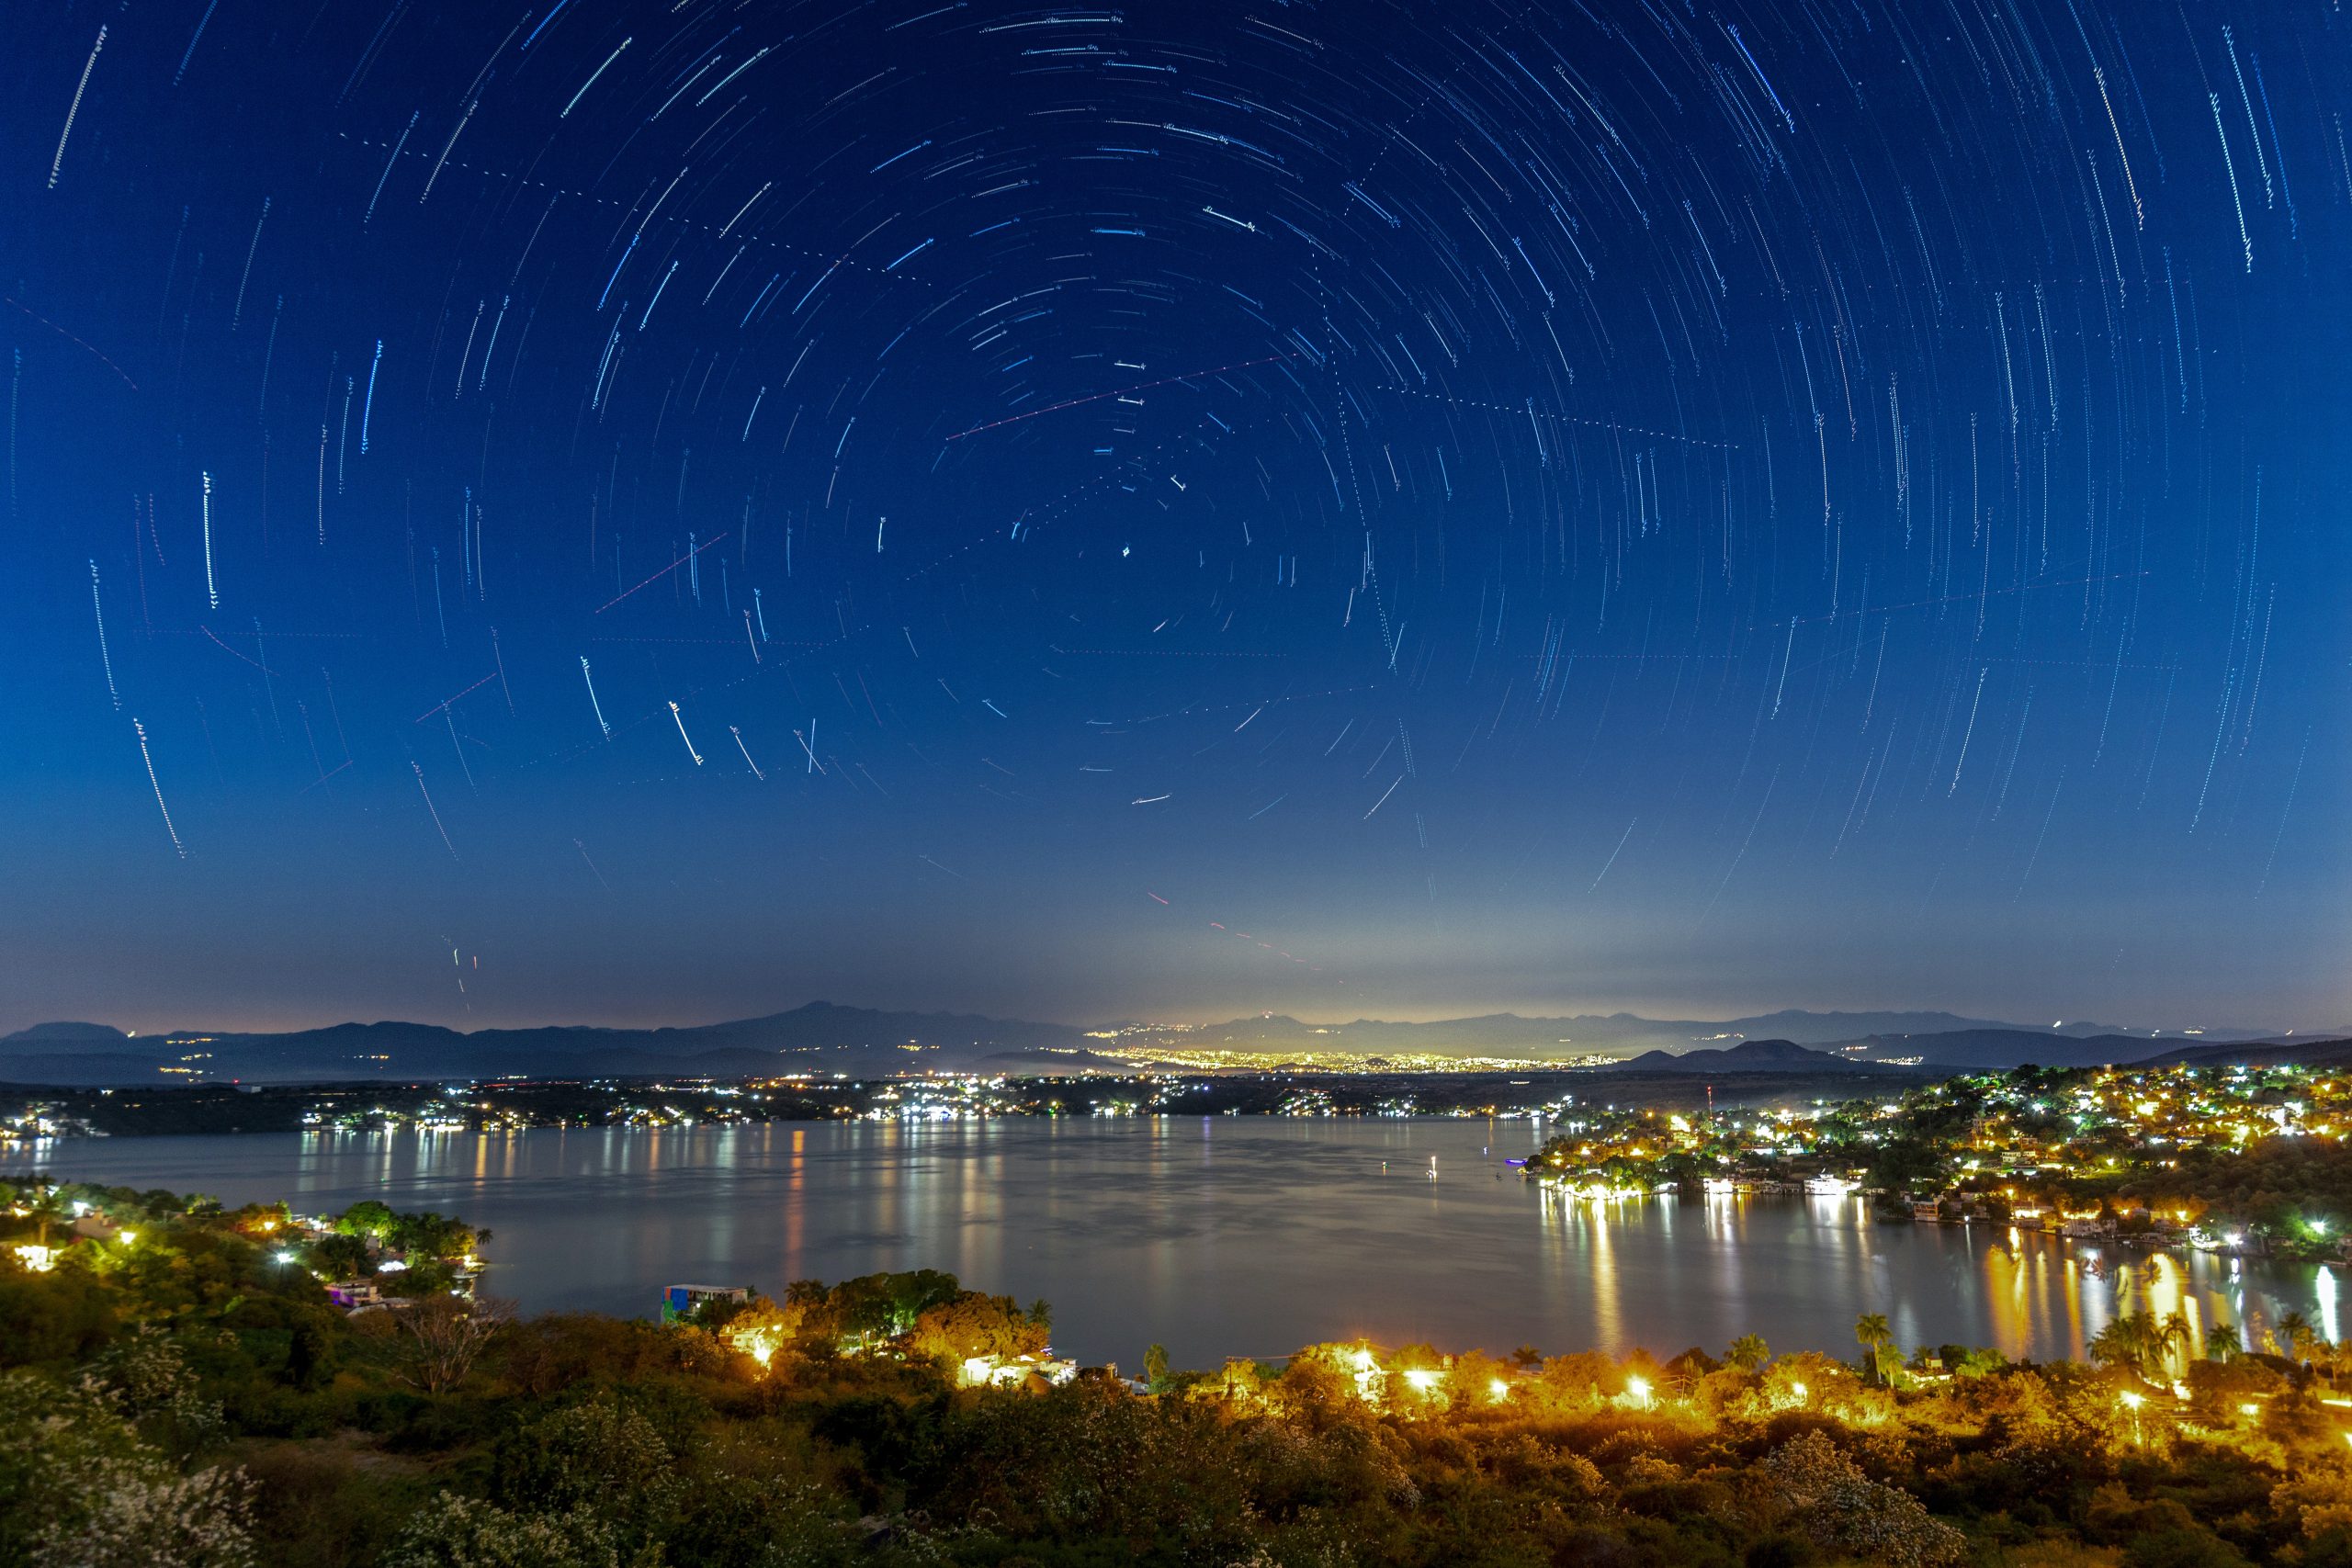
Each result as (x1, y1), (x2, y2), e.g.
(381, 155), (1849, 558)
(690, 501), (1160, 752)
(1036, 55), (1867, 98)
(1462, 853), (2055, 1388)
(1144, 1343), (1170, 1390)
(395, 1293), (511, 1394)
(386, 1212), (477, 1264)
(0, 1268), (115, 1368)
(25, 1183), (66, 1249)
(1867, 1136), (1951, 1194)
(798, 1269), (961, 1348)
(2091, 1317), (2146, 1375)
(492, 1399), (675, 1530)
(310, 1235), (371, 1281)
(1761, 1429), (1965, 1567)
(908, 1292), (1047, 1368)
(282, 1320), (331, 1390)
(1270, 1351), (1366, 1433)
(2158, 1312), (2193, 1375)
(1952, 1347), (2009, 1379)
(2275, 1310), (2321, 1364)
(2093, 1311), (2194, 1382)
(1856, 1314), (1896, 1385)
(1727, 1334), (1771, 1371)
(1449, 1348), (1514, 1412)
(333, 1201), (395, 1240)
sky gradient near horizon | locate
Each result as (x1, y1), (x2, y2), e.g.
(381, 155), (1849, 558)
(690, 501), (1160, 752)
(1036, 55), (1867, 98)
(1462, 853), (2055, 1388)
(1, 2), (2346, 1037)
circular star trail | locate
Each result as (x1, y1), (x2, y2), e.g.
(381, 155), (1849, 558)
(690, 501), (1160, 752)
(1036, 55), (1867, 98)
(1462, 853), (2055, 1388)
(1, 1), (2344, 1031)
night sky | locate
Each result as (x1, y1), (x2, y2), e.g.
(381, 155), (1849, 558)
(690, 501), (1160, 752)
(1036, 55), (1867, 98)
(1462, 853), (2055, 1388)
(2, 1), (2345, 1036)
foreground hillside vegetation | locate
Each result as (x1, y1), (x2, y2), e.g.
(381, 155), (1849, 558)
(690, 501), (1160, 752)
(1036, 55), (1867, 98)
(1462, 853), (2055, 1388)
(2, 1179), (2349, 1568)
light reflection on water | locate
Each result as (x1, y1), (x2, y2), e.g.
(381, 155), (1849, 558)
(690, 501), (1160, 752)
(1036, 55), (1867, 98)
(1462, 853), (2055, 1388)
(38, 1119), (2332, 1369)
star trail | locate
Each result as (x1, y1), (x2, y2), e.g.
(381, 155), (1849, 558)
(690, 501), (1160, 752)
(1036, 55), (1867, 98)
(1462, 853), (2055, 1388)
(0, 1), (2344, 1032)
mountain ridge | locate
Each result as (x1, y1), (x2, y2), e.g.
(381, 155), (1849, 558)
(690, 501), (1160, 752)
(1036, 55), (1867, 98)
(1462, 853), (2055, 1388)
(0, 1003), (2312, 1088)
(1611, 1039), (1901, 1074)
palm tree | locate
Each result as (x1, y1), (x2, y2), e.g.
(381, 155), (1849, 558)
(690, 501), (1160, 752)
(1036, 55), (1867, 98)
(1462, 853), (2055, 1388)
(2090, 1317), (2144, 1374)
(2156, 1312), (2193, 1378)
(2275, 1311), (2319, 1365)
(2206, 1318), (2243, 1362)
(26, 1183), (66, 1249)
(1855, 1314), (1894, 1384)
(2090, 1312), (2182, 1381)
(1726, 1334), (1770, 1372)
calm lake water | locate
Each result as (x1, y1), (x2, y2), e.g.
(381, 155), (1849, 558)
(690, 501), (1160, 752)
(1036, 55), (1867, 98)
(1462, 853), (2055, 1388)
(34, 1119), (2340, 1371)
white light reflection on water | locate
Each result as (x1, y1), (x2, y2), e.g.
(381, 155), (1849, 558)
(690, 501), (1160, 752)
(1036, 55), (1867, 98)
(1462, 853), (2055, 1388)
(37, 1120), (2336, 1371)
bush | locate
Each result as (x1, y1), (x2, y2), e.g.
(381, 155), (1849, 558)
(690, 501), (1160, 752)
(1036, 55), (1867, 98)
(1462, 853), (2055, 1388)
(379, 1493), (617, 1568)
(0, 1369), (256, 1567)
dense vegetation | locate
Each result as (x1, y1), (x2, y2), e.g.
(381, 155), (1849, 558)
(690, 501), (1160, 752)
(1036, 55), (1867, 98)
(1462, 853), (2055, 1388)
(4, 1179), (2350, 1568)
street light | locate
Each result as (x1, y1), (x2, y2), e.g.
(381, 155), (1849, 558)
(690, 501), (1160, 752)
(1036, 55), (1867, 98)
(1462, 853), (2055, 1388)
(1625, 1375), (1652, 1409)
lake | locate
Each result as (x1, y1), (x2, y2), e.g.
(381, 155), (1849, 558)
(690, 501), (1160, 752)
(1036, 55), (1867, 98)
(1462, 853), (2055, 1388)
(32, 1118), (2339, 1371)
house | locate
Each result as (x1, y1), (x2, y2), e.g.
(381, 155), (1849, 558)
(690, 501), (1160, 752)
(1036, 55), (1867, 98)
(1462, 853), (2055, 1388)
(325, 1280), (383, 1312)
(956, 1351), (1076, 1390)
(661, 1283), (749, 1324)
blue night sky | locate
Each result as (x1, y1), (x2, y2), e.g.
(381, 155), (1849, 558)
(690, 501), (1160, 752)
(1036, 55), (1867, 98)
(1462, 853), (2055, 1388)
(0, 1), (2345, 1035)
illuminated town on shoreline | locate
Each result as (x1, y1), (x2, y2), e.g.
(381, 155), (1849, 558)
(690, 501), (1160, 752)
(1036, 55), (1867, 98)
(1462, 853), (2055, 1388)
(11, 1057), (2344, 1263)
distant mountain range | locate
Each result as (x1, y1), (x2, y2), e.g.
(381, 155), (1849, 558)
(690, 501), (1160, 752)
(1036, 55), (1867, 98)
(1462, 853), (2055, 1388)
(1120, 1010), (2283, 1058)
(2142, 1036), (2352, 1071)
(0, 1004), (2328, 1089)
(0, 1004), (1086, 1089)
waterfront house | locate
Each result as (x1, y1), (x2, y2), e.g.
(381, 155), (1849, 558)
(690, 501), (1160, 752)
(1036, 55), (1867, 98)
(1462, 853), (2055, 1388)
(662, 1282), (749, 1324)
(324, 1280), (383, 1312)
(956, 1350), (1076, 1390)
